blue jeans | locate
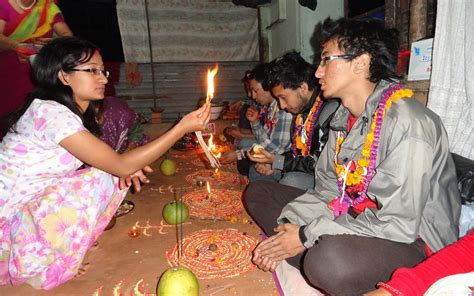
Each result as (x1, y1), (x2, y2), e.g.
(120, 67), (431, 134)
(279, 171), (315, 190)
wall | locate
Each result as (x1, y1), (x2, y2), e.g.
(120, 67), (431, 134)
(115, 62), (257, 122)
(259, 0), (344, 62)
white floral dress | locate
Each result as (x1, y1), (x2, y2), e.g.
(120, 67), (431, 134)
(0, 99), (126, 289)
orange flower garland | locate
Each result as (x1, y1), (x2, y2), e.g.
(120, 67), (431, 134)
(331, 85), (414, 217)
(293, 96), (324, 157)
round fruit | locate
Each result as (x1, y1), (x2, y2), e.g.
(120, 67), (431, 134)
(160, 159), (176, 176)
(162, 201), (189, 224)
(157, 266), (199, 296)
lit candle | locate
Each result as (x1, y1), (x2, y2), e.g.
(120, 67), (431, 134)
(206, 181), (211, 199)
(128, 226), (141, 238)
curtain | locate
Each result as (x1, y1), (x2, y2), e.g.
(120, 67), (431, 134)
(116, 0), (259, 63)
(428, 0), (473, 159)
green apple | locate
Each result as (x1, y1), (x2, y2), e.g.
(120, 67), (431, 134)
(162, 201), (189, 224)
(160, 159), (176, 176)
(157, 266), (198, 296)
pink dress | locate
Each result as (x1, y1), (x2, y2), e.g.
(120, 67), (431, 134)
(0, 99), (127, 289)
(0, 1), (64, 124)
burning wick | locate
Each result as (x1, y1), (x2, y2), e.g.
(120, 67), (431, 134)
(213, 168), (220, 177)
(206, 181), (212, 200)
(128, 226), (141, 238)
(196, 180), (205, 187)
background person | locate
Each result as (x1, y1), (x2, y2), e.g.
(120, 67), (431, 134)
(0, 0), (73, 136)
(247, 51), (339, 190)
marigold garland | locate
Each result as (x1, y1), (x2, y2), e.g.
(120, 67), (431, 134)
(331, 84), (414, 217)
(292, 96), (324, 157)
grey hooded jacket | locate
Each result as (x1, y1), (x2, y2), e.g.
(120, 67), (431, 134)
(278, 80), (461, 252)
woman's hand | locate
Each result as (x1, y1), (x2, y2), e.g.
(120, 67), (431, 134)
(245, 106), (259, 123)
(119, 165), (153, 192)
(178, 103), (211, 133)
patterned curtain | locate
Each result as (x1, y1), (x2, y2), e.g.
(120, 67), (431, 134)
(428, 0), (473, 159)
(116, 0), (259, 63)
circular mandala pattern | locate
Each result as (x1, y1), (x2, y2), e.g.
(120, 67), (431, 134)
(185, 169), (239, 187)
(183, 189), (243, 219)
(166, 229), (258, 279)
(191, 158), (233, 169)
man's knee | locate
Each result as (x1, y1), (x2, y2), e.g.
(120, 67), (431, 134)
(303, 236), (361, 294)
(243, 181), (272, 214)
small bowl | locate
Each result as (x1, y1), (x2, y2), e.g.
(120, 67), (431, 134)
(115, 200), (135, 217)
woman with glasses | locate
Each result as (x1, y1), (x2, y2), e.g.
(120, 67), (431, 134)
(0, 36), (210, 289)
(0, 0), (73, 137)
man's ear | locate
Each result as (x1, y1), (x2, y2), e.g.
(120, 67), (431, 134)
(58, 70), (70, 85)
(353, 53), (371, 74)
(299, 82), (309, 96)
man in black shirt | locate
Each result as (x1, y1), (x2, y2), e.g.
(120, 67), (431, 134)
(248, 51), (339, 190)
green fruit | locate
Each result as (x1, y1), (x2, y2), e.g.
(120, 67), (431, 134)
(157, 266), (199, 296)
(162, 201), (189, 224)
(160, 159), (176, 176)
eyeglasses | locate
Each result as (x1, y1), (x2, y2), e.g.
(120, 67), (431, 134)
(69, 68), (110, 78)
(319, 54), (355, 67)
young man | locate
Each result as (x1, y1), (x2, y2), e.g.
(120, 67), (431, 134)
(220, 63), (293, 182)
(244, 18), (461, 294)
(223, 71), (257, 176)
(247, 51), (339, 190)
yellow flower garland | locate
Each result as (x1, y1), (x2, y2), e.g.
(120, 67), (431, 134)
(335, 89), (414, 187)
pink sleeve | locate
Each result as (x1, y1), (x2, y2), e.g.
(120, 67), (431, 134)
(0, 3), (9, 22)
(380, 231), (474, 295)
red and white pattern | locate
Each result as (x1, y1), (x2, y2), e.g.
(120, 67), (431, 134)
(166, 229), (258, 279)
(185, 169), (239, 187)
(183, 189), (243, 219)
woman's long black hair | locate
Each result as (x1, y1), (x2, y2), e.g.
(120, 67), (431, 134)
(3, 36), (102, 136)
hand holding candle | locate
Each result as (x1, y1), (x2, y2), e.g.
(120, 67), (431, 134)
(195, 65), (221, 168)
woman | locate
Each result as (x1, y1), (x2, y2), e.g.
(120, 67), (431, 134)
(0, 0), (72, 130)
(0, 37), (211, 289)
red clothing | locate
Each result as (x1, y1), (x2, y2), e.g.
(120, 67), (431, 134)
(0, 2), (64, 122)
(347, 114), (358, 132)
(379, 231), (474, 295)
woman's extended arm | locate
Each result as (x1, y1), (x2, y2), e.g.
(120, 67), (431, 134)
(60, 104), (210, 177)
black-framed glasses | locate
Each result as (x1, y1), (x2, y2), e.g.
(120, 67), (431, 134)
(69, 68), (110, 78)
(319, 54), (356, 67)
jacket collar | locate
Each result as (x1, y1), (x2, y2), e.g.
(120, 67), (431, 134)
(299, 90), (319, 115)
(330, 80), (398, 131)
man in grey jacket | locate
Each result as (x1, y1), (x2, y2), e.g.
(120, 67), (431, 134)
(244, 18), (461, 295)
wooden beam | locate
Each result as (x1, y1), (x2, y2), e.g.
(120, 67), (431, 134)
(409, 0), (428, 43)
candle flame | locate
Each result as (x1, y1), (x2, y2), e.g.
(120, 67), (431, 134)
(206, 181), (211, 194)
(133, 279), (145, 295)
(208, 134), (215, 152)
(92, 286), (103, 296)
(206, 64), (219, 103)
